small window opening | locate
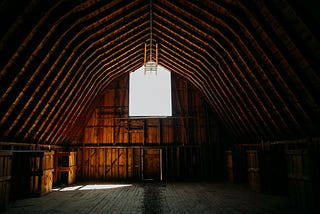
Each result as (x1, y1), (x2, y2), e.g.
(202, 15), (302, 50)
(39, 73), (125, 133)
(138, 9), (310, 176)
(129, 64), (172, 117)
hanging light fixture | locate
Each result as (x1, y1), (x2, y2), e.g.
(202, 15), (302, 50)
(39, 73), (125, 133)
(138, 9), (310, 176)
(144, 0), (158, 75)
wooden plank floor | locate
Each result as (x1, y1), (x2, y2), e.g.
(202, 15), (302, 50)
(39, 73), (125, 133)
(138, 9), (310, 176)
(4, 182), (301, 214)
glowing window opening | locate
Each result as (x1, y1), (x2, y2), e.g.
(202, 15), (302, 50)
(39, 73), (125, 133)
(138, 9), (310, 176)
(129, 64), (172, 117)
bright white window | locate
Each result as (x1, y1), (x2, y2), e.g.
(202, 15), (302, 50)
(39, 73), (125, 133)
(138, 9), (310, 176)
(129, 64), (172, 116)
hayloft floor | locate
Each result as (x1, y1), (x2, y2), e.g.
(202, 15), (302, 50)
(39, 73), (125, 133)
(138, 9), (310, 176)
(5, 182), (300, 214)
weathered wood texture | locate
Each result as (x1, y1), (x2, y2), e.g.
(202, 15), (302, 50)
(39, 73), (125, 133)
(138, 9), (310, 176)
(0, 142), (63, 187)
(0, 142), (61, 151)
(227, 138), (320, 212)
(0, 151), (12, 211)
(57, 152), (77, 185)
(143, 149), (160, 180)
(77, 147), (138, 181)
(52, 148), (63, 186)
(10, 151), (54, 199)
(5, 182), (299, 214)
(286, 149), (320, 211)
(83, 74), (209, 146)
(247, 150), (261, 192)
(225, 151), (234, 183)
(77, 145), (217, 181)
(78, 74), (222, 181)
(0, 0), (318, 145)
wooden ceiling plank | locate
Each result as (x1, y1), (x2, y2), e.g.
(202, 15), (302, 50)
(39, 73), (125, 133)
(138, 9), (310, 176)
(22, 1), (148, 142)
(155, 1), (268, 139)
(229, 0), (315, 137)
(50, 50), (144, 144)
(41, 31), (148, 142)
(255, 0), (319, 132)
(159, 43), (246, 139)
(185, 0), (289, 138)
(4, 0), (125, 140)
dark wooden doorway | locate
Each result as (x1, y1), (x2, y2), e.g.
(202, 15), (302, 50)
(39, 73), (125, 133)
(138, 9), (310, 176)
(143, 149), (160, 180)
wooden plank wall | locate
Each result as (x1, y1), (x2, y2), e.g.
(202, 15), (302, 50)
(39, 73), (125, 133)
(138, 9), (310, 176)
(77, 147), (138, 181)
(226, 138), (320, 211)
(9, 151), (54, 199)
(0, 142), (63, 186)
(83, 75), (208, 146)
(78, 73), (222, 181)
(0, 151), (12, 211)
(57, 152), (77, 185)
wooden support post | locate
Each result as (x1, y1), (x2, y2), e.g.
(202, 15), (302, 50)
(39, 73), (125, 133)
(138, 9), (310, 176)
(165, 146), (168, 180)
(128, 119), (131, 145)
(88, 148), (91, 179)
(170, 147), (173, 180)
(126, 148), (129, 180)
(160, 148), (163, 181)
(113, 118), (116, 145)
(159, 118), (163, 146)
(38, 155), (43, 195)
(117, 149), (120, 180)
(143, 119), (147, 146)
(103, 148), (106, 180)
(176, 147), (180, 178)
(141, 148), (144, 181)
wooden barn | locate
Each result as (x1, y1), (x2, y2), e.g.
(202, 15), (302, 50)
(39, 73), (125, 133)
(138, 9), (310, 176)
(0, 0), (319, 213)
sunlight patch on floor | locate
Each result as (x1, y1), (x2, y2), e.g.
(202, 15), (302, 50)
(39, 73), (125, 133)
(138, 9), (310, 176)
(54, 184), (132, 192)
(79, 184), (132, 190)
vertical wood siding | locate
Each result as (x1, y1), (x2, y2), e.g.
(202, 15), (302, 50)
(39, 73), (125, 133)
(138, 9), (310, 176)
(78, 73), (223, 180)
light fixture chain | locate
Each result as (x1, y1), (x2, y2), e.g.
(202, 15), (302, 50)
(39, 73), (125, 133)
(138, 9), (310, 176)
(150, 0), (153, 62)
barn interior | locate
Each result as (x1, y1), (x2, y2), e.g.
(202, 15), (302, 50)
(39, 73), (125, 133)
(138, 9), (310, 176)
(0, 0), (319, 212)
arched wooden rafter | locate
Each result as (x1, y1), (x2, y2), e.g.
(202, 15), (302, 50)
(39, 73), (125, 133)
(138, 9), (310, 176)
(0, 0), (319, 145)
